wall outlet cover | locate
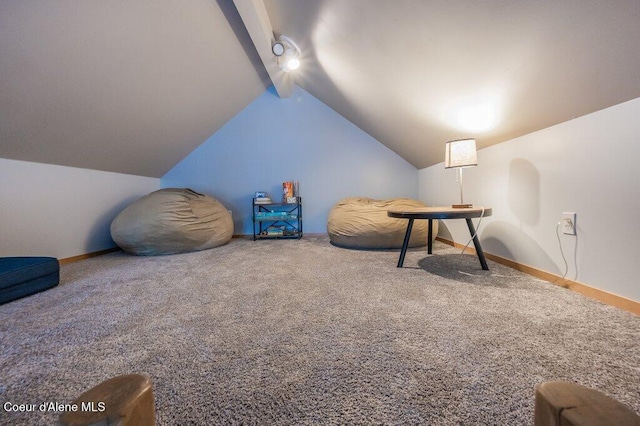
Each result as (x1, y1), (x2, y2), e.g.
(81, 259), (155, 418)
(562, 212), (576, 235)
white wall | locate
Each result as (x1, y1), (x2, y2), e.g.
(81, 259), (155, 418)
(0, 159), (159, 259)
(419, 97), (640, 302)
(162, 86), (418, 234)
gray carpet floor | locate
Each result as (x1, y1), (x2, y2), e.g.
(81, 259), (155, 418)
(1, 236), (638, 425)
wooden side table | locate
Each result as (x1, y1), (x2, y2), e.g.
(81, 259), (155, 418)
(387, 206), (492, 270)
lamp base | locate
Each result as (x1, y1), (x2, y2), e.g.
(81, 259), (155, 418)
(452, 204), (473, 209)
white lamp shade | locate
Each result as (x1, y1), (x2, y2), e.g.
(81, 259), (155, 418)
(444, 138), (477, 168)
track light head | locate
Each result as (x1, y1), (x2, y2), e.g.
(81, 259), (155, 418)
(272, 42), (285, 57)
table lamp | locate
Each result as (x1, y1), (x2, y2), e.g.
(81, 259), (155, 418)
(444, 138), (477, 208)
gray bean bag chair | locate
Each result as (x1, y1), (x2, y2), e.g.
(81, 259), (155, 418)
(111, 188), (233, 255)
(327, 197), (438, 249)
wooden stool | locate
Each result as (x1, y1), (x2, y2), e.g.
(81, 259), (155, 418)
(58, 373), (155, 426)
(535, 381), (640, 426)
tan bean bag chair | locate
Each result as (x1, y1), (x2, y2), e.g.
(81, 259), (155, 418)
(327, 197), (438, 249)
(111, 188), (233, 255)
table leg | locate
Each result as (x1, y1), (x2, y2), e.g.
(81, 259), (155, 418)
(465, 218), (489, 270)
(427, 219), (433, 254)
(397, 218), (414, 268)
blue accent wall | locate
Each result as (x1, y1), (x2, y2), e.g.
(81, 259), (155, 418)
(162, 86), (418, 234)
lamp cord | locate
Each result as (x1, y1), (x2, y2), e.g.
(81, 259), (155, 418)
(459, 215), (574, 281)
(461, 206), (485, 254)
(555, 220), (569, 280)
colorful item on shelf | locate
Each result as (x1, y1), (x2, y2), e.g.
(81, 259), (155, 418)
(282, 181), (294, 202)
(266, 225), (285, 236)
(254, 191), (271, 204)
(255, 211), (289, 219)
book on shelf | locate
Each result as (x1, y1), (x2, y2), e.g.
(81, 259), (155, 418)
(282, 181), (294, 202)
(254, 197), (272, 204)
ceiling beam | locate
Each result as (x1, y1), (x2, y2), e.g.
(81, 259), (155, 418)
(232, 0), (294, 98)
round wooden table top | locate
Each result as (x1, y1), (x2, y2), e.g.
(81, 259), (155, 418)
(387, 206), (492, 220)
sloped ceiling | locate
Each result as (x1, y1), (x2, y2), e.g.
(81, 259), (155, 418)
(264, 0), (640, 169)
(2, 1), (640, 176)
(0, 0), (269, 177)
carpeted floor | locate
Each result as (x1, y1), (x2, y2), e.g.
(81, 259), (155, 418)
(1, 236), (638, 425)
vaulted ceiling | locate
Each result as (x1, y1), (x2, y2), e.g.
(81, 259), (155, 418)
(2, 0), (640, 177)
(0, 0), (270, 177)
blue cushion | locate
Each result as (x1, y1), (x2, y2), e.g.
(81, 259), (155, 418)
(0, 257), (59, 304)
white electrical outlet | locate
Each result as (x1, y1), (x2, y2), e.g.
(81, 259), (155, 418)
(562, 212), (576, 235)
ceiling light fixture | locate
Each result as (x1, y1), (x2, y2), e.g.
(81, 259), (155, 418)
(272, 41), (285, 57)
(272, 35), (301, 72)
